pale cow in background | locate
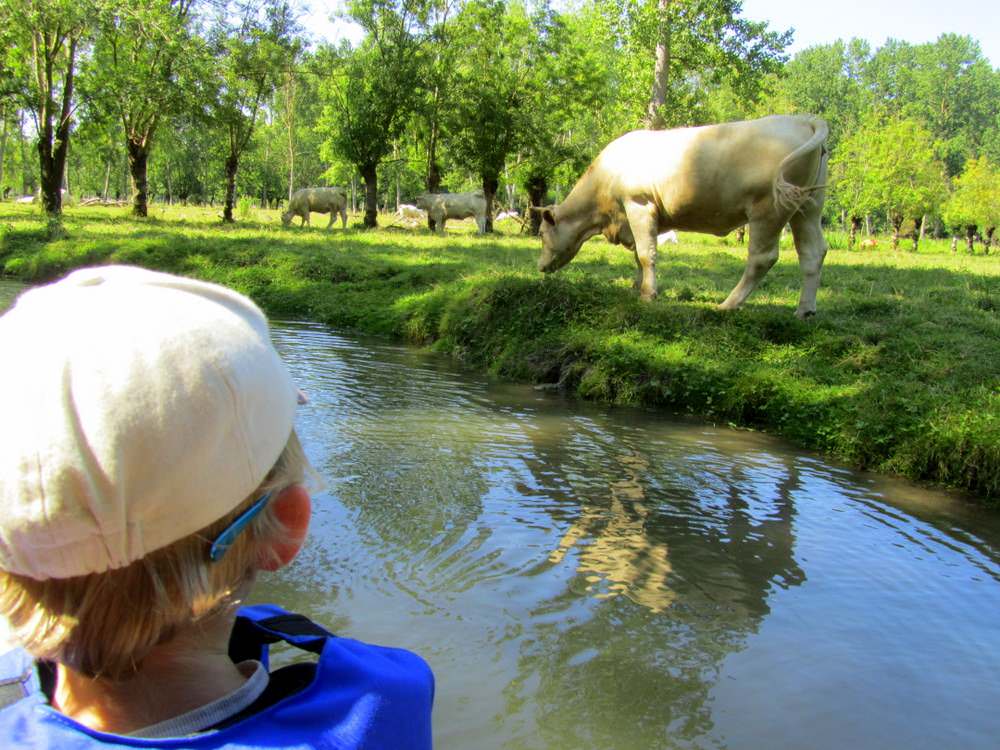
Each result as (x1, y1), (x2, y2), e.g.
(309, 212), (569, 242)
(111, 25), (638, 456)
(16, 195), (35, 204)
(415, 191), (488, 234)
(282, 187), (348, 229)
(536, 115), (829, 318)
(657, 230), (678, 245)
(396, 203), (427, 227)
(495, 210), (519, 221)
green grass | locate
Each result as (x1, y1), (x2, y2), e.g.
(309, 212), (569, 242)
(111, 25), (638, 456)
(3, 203), (999, 502)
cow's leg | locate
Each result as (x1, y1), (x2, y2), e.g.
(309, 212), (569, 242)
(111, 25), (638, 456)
(719, 218), (781, 311)
(632, 248), (643, 291)
(326, 212), (335, 229)
(340, 208), (347, 228)
(789, 207), (828, 318)
(623, 200), (659, 301)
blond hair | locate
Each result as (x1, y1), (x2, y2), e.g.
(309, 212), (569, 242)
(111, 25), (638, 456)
(0, 431), (312, 680)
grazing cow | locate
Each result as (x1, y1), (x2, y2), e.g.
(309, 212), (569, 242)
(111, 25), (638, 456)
(859, 238), (878, 249)
(536, 115), (830, 318)
(414, 191), (487, 234)
(16, 195), (35, 204)
(657, 230), (678, 244)
(281, 187), (348, 229)
(495, 210), (520, 221)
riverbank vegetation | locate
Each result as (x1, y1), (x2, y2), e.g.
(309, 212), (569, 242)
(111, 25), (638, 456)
(2, 203), (998, 502)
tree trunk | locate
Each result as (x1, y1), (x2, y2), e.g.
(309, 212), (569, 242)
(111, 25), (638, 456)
(102, 159), (112, 201)
(986, 227), (995, 254)
(645, 0), (671, 129)
(0, 103), (8, 193)
(911, 217), (921, 252)
(285, 71), (295, 202)
(849, 216), (861, 250)
(361, 163), (378, 228)
(164, 159), (172, 204)
(965, 225), (976, 254)
(19, 111), (32, 195)
(526, 175), (547, 236)
(350, 175), (357, 213)
(865, 215), (871, 236)
(950, 235), (958, 252)
(918, 214), (927, 241)
(890, 216), (902, 250)
(482, 175), (499, 233)
(127, 138), (150, 217)
(223, 153), (238, 223)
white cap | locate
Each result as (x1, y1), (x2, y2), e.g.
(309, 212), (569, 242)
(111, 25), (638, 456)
(0, 266), (298, 580)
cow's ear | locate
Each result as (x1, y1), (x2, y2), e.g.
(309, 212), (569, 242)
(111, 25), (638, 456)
(542, 208), (556, 226)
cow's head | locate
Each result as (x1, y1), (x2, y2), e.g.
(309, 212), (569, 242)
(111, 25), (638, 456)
(535, 206), (584, 273)
(280, 210), (293, 227)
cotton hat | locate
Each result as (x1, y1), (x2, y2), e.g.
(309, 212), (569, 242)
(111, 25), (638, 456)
(0, 266), (298, 580)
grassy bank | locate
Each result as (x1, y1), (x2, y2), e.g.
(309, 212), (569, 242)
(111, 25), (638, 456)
(2, 203), (999, 502)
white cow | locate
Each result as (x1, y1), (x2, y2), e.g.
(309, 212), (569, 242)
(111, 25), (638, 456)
(282, 187), (348, 229)
(396, 203), (427, 225)
(657, 230), (678, 244)
(414, 191), (488, 234)
(495, 210), (520, 221)
(16, 195), (35, 204)
(537, 115), (829, 318)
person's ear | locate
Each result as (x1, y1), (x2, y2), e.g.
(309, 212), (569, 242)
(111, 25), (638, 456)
(258, 484), (311, 571)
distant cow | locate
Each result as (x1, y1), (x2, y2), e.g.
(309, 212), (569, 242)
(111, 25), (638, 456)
(282, 187), (348, 229)
(16, 195), (35, 204)
(395, 203), (426, 228)
(657, 230), (678, 244)
(859, 238), (878, 249)
(495, 210), (520, 221)
(414, 191), (487, 234)
(536, 115), (830, 318)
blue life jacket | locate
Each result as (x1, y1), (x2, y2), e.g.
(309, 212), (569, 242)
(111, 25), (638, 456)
(0, 604), (434, 749)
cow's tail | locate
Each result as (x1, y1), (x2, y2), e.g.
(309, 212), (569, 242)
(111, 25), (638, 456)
(772, 116), (829, 215)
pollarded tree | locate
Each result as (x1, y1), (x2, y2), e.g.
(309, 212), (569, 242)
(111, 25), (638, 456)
(316, 0), (424, 228)
(942, 156), (1000, 254)
(84, 0), (203, 217)
(209, 0), (299, 223)
(447, 0), (538, 231)
(828, 127), (881, 250)
(0, 0), (94, 218)
(518, 3), (610, 234)
(832, 116), (947, 251)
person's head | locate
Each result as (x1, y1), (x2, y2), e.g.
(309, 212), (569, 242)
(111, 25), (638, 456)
(0, 266), (315, 679)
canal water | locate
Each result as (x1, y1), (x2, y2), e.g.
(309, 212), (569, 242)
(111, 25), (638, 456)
(2, 279), (999, 749)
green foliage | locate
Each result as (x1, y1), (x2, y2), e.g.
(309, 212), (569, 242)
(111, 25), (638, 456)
(2, 203), (999, 501)
(831, 116), (947, 228)
(942, 156), (1000, 231)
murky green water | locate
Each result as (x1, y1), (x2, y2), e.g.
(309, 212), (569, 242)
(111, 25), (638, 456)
(3, 280), (999, 749)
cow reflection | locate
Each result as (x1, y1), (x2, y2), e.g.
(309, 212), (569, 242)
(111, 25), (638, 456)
(548, 452), (675, 612)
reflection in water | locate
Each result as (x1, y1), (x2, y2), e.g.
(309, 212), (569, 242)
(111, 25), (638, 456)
(548, 452), (676, 612)
(256, 320), (1000, 750)
(4, 285), (999, 750)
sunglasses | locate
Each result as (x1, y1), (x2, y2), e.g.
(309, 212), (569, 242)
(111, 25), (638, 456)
(208, 491), (273, 563)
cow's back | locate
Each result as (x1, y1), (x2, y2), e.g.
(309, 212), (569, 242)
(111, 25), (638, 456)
(594, 116), (823, 232)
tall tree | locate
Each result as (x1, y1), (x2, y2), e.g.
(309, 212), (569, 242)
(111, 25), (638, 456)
(636, 0), (791, 129)
(85, 0), (202, 216)
(447, 0), (537, 231)
(1, 0), (93, 217)
(519, 3), (609, 233)
(210, 0), (299, 222)
(316, 0), (424, 228)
